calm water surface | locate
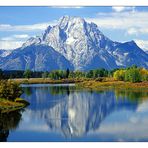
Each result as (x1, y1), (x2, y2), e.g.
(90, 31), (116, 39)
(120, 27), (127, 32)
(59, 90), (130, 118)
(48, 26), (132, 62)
(1, 83), (148, 142)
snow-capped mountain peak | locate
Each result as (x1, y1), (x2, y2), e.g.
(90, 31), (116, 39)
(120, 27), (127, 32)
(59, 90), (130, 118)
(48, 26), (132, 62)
(0, 16), (148, 71)
(58, 15), (85, 29)
(22, 36), (42, 48)
(40, 16), (118, 70)
(43, 25), (52, 40)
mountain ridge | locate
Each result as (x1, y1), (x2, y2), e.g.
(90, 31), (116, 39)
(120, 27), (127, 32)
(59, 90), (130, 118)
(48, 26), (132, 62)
(0, 16), (148, 71)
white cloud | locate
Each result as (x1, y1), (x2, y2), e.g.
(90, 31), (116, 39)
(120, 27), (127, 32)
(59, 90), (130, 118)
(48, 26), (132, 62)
(0, 34), (30, 49)
(0, 21), (57, 50)
(135, 39), (148, 51)
(127, 28), (138, 35)
(0, 40), (23, 49)
(1, 34), (30, 41)
(0, 22), (56, 32)
(0, 21), (58, 49)
(112, 6), (125, 12)
(85, 10), (148, 34)
(13, 34), (30, 39)
(112, 6), (135, 12)
(127, 27), (148, 35)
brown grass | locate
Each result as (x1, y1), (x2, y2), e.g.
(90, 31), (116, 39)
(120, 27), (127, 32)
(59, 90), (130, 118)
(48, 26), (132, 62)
(10, 77), (148, 91)
(77, 79), (148, 91)
(10, 78), (83, 84)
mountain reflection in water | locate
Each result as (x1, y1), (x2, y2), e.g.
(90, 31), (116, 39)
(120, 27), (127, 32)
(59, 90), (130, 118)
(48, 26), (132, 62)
(2, 84), (148, 142)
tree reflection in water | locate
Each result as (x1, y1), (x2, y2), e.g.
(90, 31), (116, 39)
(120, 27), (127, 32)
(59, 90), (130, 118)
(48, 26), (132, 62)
(115, 89), (148, 103)
(23, 87), (33, 97)
(0, 111), (22, 142)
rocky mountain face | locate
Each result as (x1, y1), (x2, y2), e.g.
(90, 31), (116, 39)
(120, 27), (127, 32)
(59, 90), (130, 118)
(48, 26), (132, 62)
(0, 45), (73, 71)
(0, 16), (148, 71)
(0, 50), (12, 58)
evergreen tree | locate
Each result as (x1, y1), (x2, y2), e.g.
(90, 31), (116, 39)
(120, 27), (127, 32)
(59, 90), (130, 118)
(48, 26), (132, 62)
(0, 69), (4, 80)
(42, 71), (48, 79)
(23, 69), (31, 79)
(66, 68), (70, 78)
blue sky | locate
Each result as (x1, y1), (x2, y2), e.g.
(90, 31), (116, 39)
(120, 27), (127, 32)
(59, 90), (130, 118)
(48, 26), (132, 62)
(0, 6), (148, 51)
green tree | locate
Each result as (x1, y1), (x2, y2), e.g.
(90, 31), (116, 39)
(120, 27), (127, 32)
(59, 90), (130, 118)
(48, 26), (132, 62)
(140, 68), (148, 81)
(86, 70), (93, 78)
(69, 71), (75, 78)
(124, 67), (141, 82)
(113, 69), (125, 81)
(23, 69), (31, 79)
(0, 69), (4, 80)
(66, 68), (70, 78)
(99, 68), (105, 77)
(0, 80), (22, 101)
(42, 71), (48, 79)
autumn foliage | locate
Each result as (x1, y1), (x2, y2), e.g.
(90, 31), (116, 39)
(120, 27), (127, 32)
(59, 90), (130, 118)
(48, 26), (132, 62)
(113, 66), (148, 82)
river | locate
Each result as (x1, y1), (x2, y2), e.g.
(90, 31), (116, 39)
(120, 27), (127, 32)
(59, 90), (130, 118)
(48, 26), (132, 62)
(1, 83), (148, 142)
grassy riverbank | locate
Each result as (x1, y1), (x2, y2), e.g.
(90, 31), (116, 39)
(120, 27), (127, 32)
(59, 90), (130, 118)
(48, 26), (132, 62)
(77, 79), (148, 91)
(10, 78), (83, 84)
(0, 80), (30, 113)
(10, 77), (148, 90)
(0, 98), (29, 113)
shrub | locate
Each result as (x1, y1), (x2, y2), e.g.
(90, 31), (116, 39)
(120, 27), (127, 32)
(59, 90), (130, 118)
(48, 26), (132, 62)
(113, 69), (125, 81)
(140, 68), (148, 81)
(0, 80), (22, 101)
(113, 66), (148, 83)
(124, 68), (141, 83)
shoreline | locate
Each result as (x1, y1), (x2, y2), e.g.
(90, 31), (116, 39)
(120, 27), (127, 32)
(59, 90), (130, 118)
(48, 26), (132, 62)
(0, 98), (30, 114)
(10, 78), (148, 90)
(77, 80), (148, 91)
(2, 78), (148, 113)
(10, 78), (82, 84)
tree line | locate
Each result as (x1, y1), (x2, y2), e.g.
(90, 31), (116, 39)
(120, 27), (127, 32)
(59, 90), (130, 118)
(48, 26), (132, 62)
(0, 70), (43, 79)
(113, 65), (148, 82)
(28, 68), (112, 80)
(0, 65), (148, 83)
(0, 68), (112, 80)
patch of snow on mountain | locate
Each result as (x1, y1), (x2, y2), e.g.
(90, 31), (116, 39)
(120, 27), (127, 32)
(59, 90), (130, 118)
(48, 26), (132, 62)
(124, 53), (129, 56)
(116, 61), (124, 66)
(0, 50), (12, 57)
(66, 36), (75, 45)
(22, 36), (42, 48)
